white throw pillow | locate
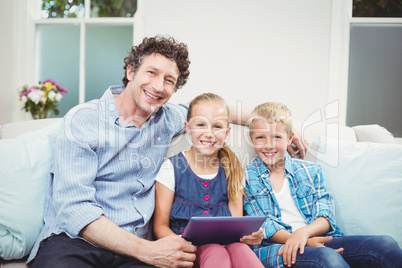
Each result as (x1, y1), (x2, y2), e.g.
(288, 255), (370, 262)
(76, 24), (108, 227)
(0, 122), (59, 260)
(352, 124), (395, 144)
(316, 137), (402, 247)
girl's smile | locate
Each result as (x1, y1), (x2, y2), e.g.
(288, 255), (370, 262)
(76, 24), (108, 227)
(185, 102), (231, 159)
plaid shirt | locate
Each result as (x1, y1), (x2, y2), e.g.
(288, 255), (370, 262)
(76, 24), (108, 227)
(244, 153), (343, 267)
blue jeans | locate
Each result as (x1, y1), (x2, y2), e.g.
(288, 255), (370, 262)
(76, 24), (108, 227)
(31, 233), (156, 268)
(291, 235), (402, 268)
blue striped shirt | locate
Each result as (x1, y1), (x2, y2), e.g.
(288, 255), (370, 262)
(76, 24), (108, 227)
(244, 153), (343, 267)
(28, 86), (188, 262)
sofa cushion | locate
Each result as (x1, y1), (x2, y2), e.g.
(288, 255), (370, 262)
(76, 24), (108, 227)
(0, 122), (59, 260)
(316, 137), (402, 247)
(295, 121), (357, 163)
(352, 124), (395, 144)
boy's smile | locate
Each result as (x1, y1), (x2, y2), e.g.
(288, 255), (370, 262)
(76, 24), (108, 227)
(250, 120), (293, 171)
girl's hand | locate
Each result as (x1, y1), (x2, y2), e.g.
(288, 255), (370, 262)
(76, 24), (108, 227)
(278, 229), (309, 267)
(240, 228), (263, 245)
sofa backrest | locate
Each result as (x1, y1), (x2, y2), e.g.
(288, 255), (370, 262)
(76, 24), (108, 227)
(0, 118), (360, 165)
(3, 117), (397, 165)
(0, 118), (62, 139)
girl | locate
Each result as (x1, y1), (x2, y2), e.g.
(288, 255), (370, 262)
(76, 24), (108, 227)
(153, 93), (264, 267)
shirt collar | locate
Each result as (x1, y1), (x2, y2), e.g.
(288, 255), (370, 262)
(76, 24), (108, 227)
(104, 85), (159, 128)
(102, 86), (121, 125)
(284, 152), (295, 178)
(255, 152), (295, 178)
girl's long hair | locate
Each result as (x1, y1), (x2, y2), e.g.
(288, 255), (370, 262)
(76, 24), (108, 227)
(187, 93), (244, 201)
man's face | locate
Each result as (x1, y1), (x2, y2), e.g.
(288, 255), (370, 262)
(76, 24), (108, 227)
(127, 53), (179, 117)
(250, 120), (293, 170)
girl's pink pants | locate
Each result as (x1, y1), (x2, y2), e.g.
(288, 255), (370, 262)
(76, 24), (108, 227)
(196, 242), (264, 267)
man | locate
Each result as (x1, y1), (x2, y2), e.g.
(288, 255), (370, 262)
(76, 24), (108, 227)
(29, 36), (307, 268)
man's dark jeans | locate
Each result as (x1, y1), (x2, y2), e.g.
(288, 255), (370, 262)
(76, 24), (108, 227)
(31, 233), (156, 268)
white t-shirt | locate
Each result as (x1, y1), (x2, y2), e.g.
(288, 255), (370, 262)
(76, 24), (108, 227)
(155, 152), (217, 192)
(273, 178), (307, 231)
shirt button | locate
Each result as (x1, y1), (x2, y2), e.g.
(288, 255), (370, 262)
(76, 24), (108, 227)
(203, 182), (209, 187)
(203, 211), (209, 215)
(204, 195), (210, 201)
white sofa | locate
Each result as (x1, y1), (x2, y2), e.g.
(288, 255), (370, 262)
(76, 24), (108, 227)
(1, 118), (401, 267)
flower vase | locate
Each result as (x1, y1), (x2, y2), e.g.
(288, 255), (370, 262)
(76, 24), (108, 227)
(30, 109), (49, 120)
(19, 79), (67, 120)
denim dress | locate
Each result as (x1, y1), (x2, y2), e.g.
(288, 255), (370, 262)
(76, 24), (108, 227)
(169, 153), (232, 235)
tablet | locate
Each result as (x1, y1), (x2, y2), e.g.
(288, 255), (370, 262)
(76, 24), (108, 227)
(182, 216), (266, 246)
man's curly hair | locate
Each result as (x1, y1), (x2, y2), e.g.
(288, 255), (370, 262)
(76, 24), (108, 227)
(122, 36), (190, 92)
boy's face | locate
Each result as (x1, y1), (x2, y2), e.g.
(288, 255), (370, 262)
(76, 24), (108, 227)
(250, 120), (293, 170)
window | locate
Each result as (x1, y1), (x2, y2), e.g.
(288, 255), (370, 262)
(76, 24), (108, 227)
(353, 0), (402, 18)
(34, 0), (137, 117)
(345, 0), (402, 137)
(41, 0), (137, 19)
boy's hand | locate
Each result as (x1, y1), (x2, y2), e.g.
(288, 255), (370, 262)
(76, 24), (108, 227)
(278, 228), (309, 267)
(307, 236), (344, 254)
(279, 234), (344, 267)
(240, 228), (264, 245)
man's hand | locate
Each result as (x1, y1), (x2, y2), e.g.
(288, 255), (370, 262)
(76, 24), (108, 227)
(287, 129), (308, 159)
(80, 217), (197, 268)
(240, 228), (264, 245)
(142, 235), (197, 268)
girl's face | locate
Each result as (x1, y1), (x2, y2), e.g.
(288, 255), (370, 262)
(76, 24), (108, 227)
(250, 120), (293, 170)
(185, 101), (231, 158)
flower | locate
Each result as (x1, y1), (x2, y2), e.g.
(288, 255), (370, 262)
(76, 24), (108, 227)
(19, 79), (68, 119)
(27, 90), (45, 104)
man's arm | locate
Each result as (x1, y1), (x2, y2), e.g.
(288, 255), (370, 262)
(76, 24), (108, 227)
(228, 105), (252, 126)
(80, 215), (197, 268)
(228, 105), (308, 158)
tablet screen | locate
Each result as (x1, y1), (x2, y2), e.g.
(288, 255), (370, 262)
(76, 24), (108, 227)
(182, 216), (266, 246)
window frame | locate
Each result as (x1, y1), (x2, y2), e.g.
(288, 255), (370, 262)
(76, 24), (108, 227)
(329, 0), (402, 126)
(15, 0), (144, 110)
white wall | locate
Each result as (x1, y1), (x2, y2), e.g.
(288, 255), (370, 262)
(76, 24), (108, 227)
(138, 0), (335, 122)
(1, 0), (342, 125)
(0, 0), (17, 125)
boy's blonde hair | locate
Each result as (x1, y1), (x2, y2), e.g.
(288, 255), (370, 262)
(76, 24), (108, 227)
(248, 102), (293, 137)
(187, 93), (244, 201)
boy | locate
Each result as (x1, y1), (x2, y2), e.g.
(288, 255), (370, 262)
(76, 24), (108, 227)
(244, 102), (402, 268)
